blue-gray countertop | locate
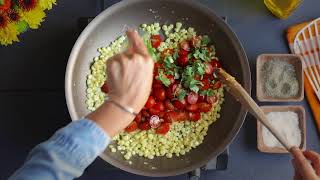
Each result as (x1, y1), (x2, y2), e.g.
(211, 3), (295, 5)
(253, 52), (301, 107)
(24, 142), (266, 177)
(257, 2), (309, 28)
(0, 0), (319, 179)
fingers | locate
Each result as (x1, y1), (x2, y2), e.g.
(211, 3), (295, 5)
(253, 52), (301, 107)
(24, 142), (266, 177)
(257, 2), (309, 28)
(126, 29), (150, 58)
(304, 150), (320, 176)
(291, 147), (319, 179)
(292, 160), (303, 180)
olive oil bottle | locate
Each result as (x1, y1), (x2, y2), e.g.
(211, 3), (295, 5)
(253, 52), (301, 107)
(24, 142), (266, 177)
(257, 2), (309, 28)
(264, 0), (303, 19)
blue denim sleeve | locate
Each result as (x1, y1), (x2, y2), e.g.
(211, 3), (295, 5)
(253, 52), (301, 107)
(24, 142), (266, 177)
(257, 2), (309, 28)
(9, 119), (110, 180)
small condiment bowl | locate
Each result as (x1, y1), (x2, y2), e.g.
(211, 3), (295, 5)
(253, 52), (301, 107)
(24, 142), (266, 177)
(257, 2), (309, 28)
(256, 54), (304, 102)
(257, 105), (306, 153)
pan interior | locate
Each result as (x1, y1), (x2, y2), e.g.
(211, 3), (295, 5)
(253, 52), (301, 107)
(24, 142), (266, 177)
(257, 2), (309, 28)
(66, 0), (251, 177)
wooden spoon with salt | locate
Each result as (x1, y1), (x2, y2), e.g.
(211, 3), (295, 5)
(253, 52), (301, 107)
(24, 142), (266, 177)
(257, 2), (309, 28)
(216, 68), (292, 152)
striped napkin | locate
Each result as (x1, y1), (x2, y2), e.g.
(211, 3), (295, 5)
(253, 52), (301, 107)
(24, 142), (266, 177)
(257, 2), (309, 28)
(287, 20), (320, 134)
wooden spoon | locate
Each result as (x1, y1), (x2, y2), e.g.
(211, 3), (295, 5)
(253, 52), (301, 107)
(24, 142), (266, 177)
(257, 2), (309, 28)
(216, 68), (292, 152)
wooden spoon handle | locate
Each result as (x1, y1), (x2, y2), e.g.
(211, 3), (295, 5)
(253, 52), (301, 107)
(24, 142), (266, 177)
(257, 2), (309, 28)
(217, 68), (292, 151)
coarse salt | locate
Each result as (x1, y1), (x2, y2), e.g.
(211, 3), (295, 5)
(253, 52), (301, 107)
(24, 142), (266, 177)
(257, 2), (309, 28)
(262, 111), (301, 148)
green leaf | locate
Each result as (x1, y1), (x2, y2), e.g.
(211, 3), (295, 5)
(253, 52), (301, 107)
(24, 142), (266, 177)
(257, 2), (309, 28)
(177, 89), (187, 101)
(201, 35), (210, 46)
(157, 70), (171, 87)
(164, 56), (174, 69)
(200, 89), (215, 96)
(195, 62), (206, 76)
(173, 50), (179, 60)
(188, 79), (202, 93)
(143, 34), (158, 62)
(0, 0), (4, 5)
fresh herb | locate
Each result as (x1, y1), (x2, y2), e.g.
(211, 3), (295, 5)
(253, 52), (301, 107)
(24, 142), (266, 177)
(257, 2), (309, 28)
(177, 89), (187, 101)
(195, 62), (206, 76)
(200, 89), (215, 96)
(201, 35), (210, 46)
(163, 56), (174, 69)
(188, 79), (202, 93)
(157, 70), (171, 87)
(173, 50), (179, 60)
(143, 35), (158, 61)
(193, 48), (210, 62)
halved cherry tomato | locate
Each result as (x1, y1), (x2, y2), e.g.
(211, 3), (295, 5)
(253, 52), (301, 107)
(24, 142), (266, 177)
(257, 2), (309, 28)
(125, 121), (138, 132)
(149, 107), (160, 115)
(189, 112), (201, 121)
(175, 111), (188, 121)
(173, 99), (186, 110)
(163, 111), (176, 123)
(204, 62), (214, 75)
(164, 99), (175, 111)
(180, 40), (190, 51)
(211, 59), (221, 69)
(201, 79), (210, 90)
(178, 49), (189, 57)
(198, 103), (212, 112)
(158, 112), (165, 118)
(145, 96), (156, 109)
(153, 101), (165, 112)
(203, 74), (213, 80)
(101, 81), (109, 93)
(153, 87), (166, 101)
(211, 81), (222, 89)
(156, 123), (170, 135)
(177, 56), (188, 67)
(151, 34), (162, 48)
(206, 95), (218, 104)
(186, 104), (199, 112)
(134, 113), (142, 123)
(139, 121), (151, 130)
(0, 0), (11, 11)
(187, 92), (199, 104)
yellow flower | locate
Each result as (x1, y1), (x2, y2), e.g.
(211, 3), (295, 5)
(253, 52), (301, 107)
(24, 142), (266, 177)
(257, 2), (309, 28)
(19, 6), (46, 29)
(38, 0), (57, 10)
(0, 23), (19, 46)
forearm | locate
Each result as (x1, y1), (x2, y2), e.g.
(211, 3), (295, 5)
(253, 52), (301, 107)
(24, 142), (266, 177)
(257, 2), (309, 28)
(86, 101), (134, 137)
(9, 119), (109, 180)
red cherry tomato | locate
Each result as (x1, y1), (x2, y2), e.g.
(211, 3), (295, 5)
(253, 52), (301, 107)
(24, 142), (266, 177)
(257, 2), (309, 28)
(163, 111), (176, 123)
(158, 111), (165, 118)
(134, 113), (142, 123)
(101, 81), (109, 93)
(164, 99), (175, 111)
(187, 92), (199, 104)
(198, 103), (212, 112)
(141, 110), (150, 118)
(151, 34), (162, 48)
(186, 104), (199, 112)
(180, 40), (190, 51)
(198, 95), (206, 103)
(153, 80), (163, 89)
(0, 0), (11, 10)
(178, 49), (189, 57)
(211, 81), (222, 89)
(177, 56), (188, 67)
(153, 87), (166, 101)
(149, 115), (162, 129)
(201, 79), (210, 90)
(145, 96), (156, 109)
(139, 121), (151, 130)
(153, 101), (165, 112)
(125, 121), (138, 132)
(173, 99), (186, 110)
(176, 111), (188, 121)
(189, 112), (201, 121)
(166, 74), (175, 84)
(204, 62), (214, 75)
(156, 123), (170, 135)
(206, 95), (218, 104)
(211, 59), (221, 69)
(149, 108), (160, 115)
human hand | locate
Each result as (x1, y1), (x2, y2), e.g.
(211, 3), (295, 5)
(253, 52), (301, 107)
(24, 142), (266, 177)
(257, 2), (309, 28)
(86, 29), (154, 137)
(106, 29), (154, 113)
(291, 147), (320, 180)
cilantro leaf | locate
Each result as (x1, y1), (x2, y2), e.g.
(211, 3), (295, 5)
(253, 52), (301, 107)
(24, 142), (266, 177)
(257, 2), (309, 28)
(177, 89), (187, 101)
(188, 79), (201, 93)
(164, 56), (174, 69)
(201, 35), (210, 46)
(200, 89), (215, 96)
(195, 62), (206, 76)
(157, 70), (171, 87)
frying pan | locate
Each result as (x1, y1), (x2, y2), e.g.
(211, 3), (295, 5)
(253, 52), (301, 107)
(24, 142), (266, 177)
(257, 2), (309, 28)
(65, 0), (251, 177)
